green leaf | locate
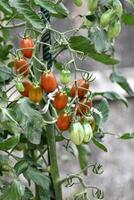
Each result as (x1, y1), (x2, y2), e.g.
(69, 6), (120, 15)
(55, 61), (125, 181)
(119, 132), (134, 140)
(23, 187), (33, 200)
(0, 44), (13, 61)
(13, 99), (44, 144)
(110, 72), (133, 95)
(0, 135), (20, 151)
(25, 167), (50, 191)
(98, 98), (109, 122)
(102, 91), (128, 107)
(9, 0), (44, 29)
(35, 0), (69, 18)
(0, 180), (25, 200)
(92, 137), (108, 152)
(69, 36), (119, 65)
(14, 160), (28, 176)
(0, 66), (12, 83)
(123, 13), (134, 25)
(77, 144), (91, 175)
(0, 0), (13, 15)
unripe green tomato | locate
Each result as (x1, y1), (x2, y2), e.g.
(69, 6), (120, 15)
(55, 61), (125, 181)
(108, 21), (121, 40)
(73, 0), (83, 7)
(113, 0), (123, 18)
(60, 69), (71, 85)
(88, 0), (99, 12)
(15, 81), (25, 92)
(100, 9), (115, 28)
(69, 122), (84, 145)
(83, 123), (93, 143)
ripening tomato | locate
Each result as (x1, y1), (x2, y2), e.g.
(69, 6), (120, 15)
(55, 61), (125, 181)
(20, 79), (32, 97)
(41, 72), (57, 93)
(71, 79), (90, 98)
(53, 92), (68, 110)
(19, 37), (34, 58)
(14, 58), (29, 77)
(69, 122), (84, 145)
(29, 85), (43, 103)
(75, 98), (93, 115)
(57, 113), (71, 131)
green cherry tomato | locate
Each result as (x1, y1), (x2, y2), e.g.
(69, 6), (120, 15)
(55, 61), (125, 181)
(100, 9), (115, 28)
(15, 81), (25, 92)
(113, 0), (123, 18)
(73, 0), (83, 7)
(69, 122), (84, 145)
(83, 123), (93, 143)
(88, 0), (99, 12)
(108, 21), (121, 40)
(60, 69), (71, 85)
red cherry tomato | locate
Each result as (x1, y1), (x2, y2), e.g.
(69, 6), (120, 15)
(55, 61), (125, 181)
(41, 72), (57, 93)
(19, 37), (34, 58)
(53, 92), (68, 110)
(71, 79), (89, 98)
(75, 98), (93, 116)
(57, 113), (72, 131)
(20, 79), (32, 97)
(14, 58), (29, 77)
(29, 85), (43, 103)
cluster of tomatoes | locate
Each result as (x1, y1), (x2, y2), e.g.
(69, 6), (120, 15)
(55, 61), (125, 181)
(13, 37), (95, 146)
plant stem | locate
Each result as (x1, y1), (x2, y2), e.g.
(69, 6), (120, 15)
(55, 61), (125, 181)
(46, 124), (62, 200)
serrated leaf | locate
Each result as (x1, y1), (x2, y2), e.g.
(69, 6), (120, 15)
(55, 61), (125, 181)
(98, 98), (109, 122)
(77, 144), (91, 175)
(0, 180), (25, 200)
(98, 91), (128, 107)
(35, 0), (69, 18)
(69, 36), (119, 65)
(0, 66), (12, 83)
(92, 137), (108, 152)
(14, 160), (28, 176)
(25, 167), (50, 191)
(0, 0), (13, 15)
(123, 13), (134, 25)
(9, 0), (44, 29)
(119, 132), (134, 140)
(13, 99), (43, 144)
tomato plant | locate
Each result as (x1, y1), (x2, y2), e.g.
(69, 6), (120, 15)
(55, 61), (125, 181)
(0, 0), (134, 200)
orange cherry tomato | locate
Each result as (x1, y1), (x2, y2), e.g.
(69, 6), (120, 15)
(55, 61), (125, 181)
(71, 79), (89, 98)
(57, 113), (72, 131)
(20, 79), (32, 97)
(53, 92), (68, 110)
(41, 72), (57, 93)
(75, 98), (93, 116)
(14, 58), (29, 77)
(29, 85), (43, 103)
(19, 37), (34, 58)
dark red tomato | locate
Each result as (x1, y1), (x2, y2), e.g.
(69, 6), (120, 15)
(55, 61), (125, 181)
(14, 58), (29, 77)
(19, 37), (34, 58)
(75, 98), (93, 115)
(53, 92), (68, 110)
(20, 79), (32, 97)
(41, 72), (57, 93)
(57, 113), (72, 131)
(29, 86), (43, 103)
(71, 79), (89, 98)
